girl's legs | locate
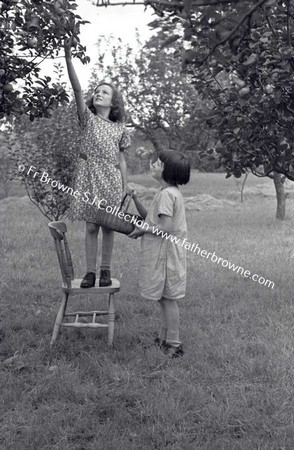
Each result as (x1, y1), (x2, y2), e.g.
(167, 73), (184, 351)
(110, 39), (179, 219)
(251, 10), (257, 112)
(81, 221), (99, 288)
(99, 227), (114, 286)
(85, 221), (99, 274)
(101, 227), (114, 270)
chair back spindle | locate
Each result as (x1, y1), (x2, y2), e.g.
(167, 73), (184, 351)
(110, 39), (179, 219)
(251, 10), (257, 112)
(48, 222), (74, 289)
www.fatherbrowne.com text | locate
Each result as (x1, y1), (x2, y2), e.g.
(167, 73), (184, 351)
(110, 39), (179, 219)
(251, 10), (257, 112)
(19, 164), (275, 289)
(149, 226), (274, 289)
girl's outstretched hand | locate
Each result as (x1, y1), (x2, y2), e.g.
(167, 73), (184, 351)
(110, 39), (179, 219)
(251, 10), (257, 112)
(64, 37), (73, 57)
(128, 225), (145, 239)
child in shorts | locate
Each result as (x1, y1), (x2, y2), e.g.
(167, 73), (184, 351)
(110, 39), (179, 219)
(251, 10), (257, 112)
(129, 150), (190, 358)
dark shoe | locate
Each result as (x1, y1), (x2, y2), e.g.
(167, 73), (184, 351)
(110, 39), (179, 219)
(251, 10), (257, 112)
(163, 343), (185, 359)
(80, 272), (96, 288)
(154, 337), (167, 348)
(99, 269), (112, 287)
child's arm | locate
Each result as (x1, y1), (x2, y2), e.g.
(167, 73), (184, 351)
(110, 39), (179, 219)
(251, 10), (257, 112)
(129, 189), (175, 239)
(64, 37), (86, 120)
(128, 213), (173, 239)
(132, 192), (148, 219)
(145, 214), (174, 234)
(119, 152), (127, 192)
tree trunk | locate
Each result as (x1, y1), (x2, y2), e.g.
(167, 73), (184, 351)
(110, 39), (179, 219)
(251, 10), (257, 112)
(273, 172), (286, 220)
(240, 173), (249, 203)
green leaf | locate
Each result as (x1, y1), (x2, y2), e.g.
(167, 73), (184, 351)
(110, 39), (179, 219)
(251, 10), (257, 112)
(243, 54), (258, 65)
(160, 34), (181, 50)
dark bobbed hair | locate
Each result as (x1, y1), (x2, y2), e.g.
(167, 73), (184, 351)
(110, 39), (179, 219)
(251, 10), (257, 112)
(86, 82), (127, 123)
(158, 149), (191, 186)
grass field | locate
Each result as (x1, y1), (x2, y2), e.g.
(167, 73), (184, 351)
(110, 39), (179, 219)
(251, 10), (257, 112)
(1, 172), (294, 449)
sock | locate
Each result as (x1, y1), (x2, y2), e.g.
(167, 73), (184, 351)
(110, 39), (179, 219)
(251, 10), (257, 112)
(159, 327), (167, 342)
(166, 340), (181, 348)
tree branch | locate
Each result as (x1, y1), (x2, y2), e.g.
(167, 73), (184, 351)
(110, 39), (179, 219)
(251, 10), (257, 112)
(272, 166), (294, 182)
(252, 168), (274, 179)
(208, 92), (220, 106)
(251, 169), (267, 177)
(95, 0), (240, 8)
(198, 0), (270, 65)
(23, 178), (52, 221)
(265, 15), (278, 40)
(251, 163), (294, 182)
(286, 0), (292, 46)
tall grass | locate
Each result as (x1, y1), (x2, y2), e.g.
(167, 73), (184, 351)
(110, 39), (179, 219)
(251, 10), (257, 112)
(1, 173), (294, 449)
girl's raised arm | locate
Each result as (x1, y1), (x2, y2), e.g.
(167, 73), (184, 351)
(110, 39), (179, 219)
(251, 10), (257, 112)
(64, 38), (86, 120)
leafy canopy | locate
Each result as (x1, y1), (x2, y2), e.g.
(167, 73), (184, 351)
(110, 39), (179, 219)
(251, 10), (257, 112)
(0, 0), (90, 120)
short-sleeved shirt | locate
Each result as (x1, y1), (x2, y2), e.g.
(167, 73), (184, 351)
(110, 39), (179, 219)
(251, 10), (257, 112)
(139, 186), (187, 301)
(68, 108), (131, 223)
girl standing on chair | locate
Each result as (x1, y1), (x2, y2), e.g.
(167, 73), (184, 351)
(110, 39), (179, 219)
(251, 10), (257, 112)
(64, 37), (131, 288)
(128, 150), (190, 358)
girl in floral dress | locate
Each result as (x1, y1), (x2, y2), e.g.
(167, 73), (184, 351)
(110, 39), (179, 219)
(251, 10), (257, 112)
(64, 38), (131, 288)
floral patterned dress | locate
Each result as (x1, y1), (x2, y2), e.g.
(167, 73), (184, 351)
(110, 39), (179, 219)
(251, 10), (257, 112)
(68, 108), (131, 224)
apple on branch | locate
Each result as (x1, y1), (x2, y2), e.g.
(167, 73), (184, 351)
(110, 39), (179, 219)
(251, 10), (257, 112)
(238, 86), (250, 97)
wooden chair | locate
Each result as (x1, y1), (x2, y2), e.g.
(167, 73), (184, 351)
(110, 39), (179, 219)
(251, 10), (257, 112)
(48, 221), (120, 346)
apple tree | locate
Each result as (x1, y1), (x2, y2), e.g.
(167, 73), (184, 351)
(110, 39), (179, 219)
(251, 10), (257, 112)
(185, 0), (294, 218)
(0, 0), (90, 120)
(93, 0), (294, 217)
(134, 0), (294, 218)
(7, 97), (81, 220)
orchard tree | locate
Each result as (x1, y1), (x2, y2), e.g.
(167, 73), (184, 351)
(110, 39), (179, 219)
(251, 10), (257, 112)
(175, 0), (294, 219)
(154, 0), (294, 219)
(0, 131), (14, 198)
(0, 0), (89, 120)
(94, 0), (294, 218)
(8, 97), (80, 220)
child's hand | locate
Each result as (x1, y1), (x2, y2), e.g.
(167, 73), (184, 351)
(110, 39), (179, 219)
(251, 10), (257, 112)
(128, 225), (145, 239)
(131, 189), (138, 199)
(125, 185), (137, 200)
(122, 188), (131, 202)
(125, 185), (134, 196)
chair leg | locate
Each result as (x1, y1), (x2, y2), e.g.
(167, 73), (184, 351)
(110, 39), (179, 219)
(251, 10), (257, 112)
(108, 293), (115, 346)
(50, 292), (69, 346)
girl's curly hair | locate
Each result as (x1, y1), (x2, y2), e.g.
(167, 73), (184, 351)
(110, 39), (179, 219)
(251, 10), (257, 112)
(86, 82), (127, 123)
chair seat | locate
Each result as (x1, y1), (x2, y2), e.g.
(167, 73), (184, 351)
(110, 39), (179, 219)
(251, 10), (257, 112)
(61, 278), (120, 294)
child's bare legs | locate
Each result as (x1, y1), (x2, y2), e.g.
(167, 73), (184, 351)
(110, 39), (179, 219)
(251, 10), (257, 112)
(158, 299), (168, 343)
(85, 221), (99, 273)
(160, 298), (184, 357)
(161, 298), (181, 347)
